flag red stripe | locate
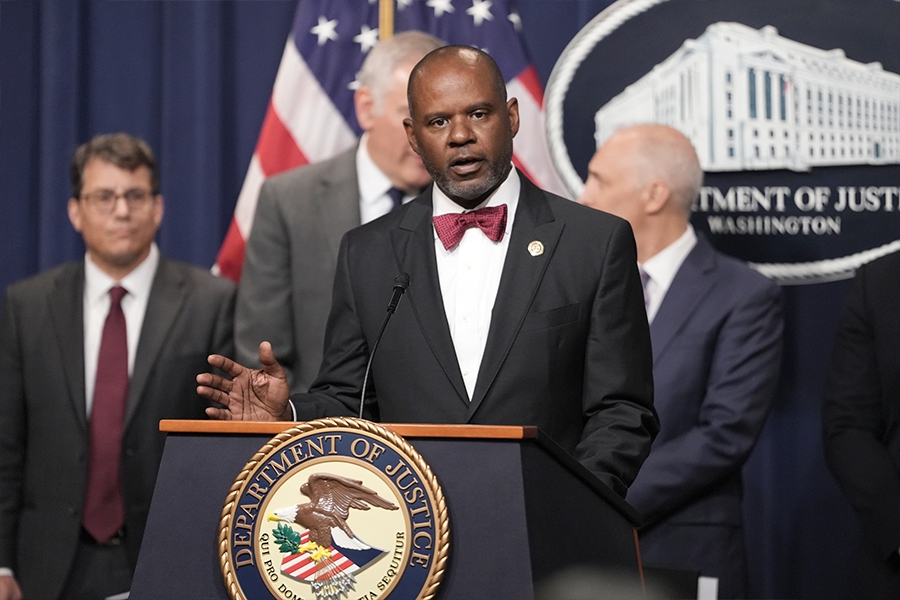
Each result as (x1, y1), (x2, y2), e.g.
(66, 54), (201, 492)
(514, 66), (544, 106)
(256, 100), (309, 176)
(214, 219), (247, 281)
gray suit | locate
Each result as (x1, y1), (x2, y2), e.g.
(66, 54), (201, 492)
(0, 257), (235, 600)
(236, 146), (360, 393)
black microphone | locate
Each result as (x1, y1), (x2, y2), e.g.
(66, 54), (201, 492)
(359, 273), (410, 419)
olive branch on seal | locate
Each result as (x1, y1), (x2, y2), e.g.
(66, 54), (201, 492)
(272, 523), (302, 554)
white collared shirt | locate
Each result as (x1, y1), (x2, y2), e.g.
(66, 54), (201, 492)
(640, 225), (697, 324)
(432, 167), (520, 400)
(83, 243), (160, 416)
(356, 134), (415, 224)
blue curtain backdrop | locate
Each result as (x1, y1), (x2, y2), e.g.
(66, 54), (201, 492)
(0, 1), (865, 598)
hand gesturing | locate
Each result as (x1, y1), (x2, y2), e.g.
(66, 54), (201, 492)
(197, 341), (293, 421)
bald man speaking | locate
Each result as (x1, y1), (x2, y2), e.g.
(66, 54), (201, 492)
(580, 124), (783, 598)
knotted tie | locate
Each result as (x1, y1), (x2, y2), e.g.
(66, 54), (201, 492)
(639, 267), (651, 311)
(83, 285), (128, 543)
(432, 204), (508, 251)
(386, 187), (405, 210)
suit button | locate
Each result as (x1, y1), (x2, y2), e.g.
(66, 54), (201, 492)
(68, 506), (77, 517)
(125, 448), (135, 457)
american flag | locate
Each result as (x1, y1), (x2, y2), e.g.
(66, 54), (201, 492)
(214, 0), (567, 281)
(280, 529), (383, 581)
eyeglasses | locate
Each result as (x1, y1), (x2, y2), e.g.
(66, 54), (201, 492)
(80, 188), (157, 215)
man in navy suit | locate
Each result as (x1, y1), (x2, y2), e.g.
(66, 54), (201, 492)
(198, 46), (659, 497)
(579, 124), (783, 598)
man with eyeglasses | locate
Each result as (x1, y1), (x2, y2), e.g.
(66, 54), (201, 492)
(0, 133), (235, 600)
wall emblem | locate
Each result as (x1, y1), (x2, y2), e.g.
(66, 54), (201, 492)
(219, 418), (449, 600)
(546, 0), (900, 284)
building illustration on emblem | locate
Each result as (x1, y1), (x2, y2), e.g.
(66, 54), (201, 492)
(594, 22), (900, 171)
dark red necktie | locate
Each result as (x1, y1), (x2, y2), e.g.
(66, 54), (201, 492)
(83, 285), (128, 543)
(432, 204), (508, 251)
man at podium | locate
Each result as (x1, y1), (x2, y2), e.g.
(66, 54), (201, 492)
(198, 46), (659, 498)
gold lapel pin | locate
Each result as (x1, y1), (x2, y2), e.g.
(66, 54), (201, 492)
(528, 240), (544, 257)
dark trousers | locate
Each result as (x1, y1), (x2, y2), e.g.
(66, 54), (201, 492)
(58, 531), (132, 600)
(638, 522), (747, 599)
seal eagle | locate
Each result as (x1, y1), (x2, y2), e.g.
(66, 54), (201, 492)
(269, 473), (399, 549)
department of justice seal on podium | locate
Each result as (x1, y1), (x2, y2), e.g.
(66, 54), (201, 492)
(218, 418), (449, 600)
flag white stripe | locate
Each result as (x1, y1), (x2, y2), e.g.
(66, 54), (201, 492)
(272, 39), (356, 165)
(232, 154), (266, 238)
(508, 78), (570, 198)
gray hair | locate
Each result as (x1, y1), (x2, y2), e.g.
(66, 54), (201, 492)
(358, 30), (444, 114)
(624, 124), (703, 216)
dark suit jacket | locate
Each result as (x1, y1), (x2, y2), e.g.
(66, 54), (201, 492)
(0, 257), (235, 600)
(291, 172), (659, 496)
(236, 147), (360, 393)
(824, 252), (900, 594)
(625, 235), (782, 597)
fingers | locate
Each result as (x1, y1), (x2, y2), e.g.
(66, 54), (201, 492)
(196, 372), (232, 393)
(206, 353), (246, 377)
(205, 406), (233, 421)
(196, 384), (233, 407)
(258, 341), (287, 378)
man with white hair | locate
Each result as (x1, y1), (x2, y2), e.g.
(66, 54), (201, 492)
(236, 31), (443, 393)
(579, 124), (783, 598)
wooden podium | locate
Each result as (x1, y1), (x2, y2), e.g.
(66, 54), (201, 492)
(130, 420), (643, 599)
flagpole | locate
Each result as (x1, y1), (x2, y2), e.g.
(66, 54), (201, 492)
(379, 0), (394, 39)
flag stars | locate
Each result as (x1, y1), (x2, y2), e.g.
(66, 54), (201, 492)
(508, 10), (522, 31)
(397, 0), (414, 10)
(427, 0), (455, 17)
(311, 16), (339, 46)
(354, 24), (379, 53)
(467, 0), (493, 26)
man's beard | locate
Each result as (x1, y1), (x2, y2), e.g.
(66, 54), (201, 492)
(424, 142), (513, 205)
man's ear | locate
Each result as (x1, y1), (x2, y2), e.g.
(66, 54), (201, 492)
(643, 181), (672, 215)
(354, 87), (375, 131)
(507, 97), (520, 138)
(67, 198), (83, 233)
(403, 118), (420, 155)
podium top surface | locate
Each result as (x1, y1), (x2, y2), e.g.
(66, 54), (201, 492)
(159, 419), (641, 525)
(159, 419), (539, 440)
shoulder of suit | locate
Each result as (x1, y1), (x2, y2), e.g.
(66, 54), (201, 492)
(261, 146), (358, 191)
(542, 190), (630, 235)
(155, 256), (236, 296)
(696, 238), (779, 292)
(858, 250), (900, 280)
(4, 261), (82, 300)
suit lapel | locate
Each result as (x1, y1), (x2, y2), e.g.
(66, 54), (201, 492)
(49, 263), (88, 429)
(126, 257), (186, 427)
(392, 195), (470, 405)
(649, 235), (717, 363)
(315, 147), (362, 263)
(468, 175), (562, 418)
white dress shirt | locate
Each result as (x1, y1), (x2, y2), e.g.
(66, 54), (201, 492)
(83, 243), (160, 416)
(640, 225), (697, 324)
(433, 167), (520, 400)
(356, 133), (415, 224)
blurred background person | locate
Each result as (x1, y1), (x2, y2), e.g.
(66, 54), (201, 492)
(0, 133), (235, 600)
(235, 31), (443, 393)
(579, 123), (783, 598)
(823, 253), (900, 599)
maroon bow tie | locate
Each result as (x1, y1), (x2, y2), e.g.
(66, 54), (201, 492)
(432, 204), (508, 251)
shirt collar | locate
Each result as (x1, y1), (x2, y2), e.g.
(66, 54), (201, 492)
(356, 133), (395, 208)
(84, 243), (160, 304)
(640, 224), (697, 293)
(431, 165), (520, 234)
